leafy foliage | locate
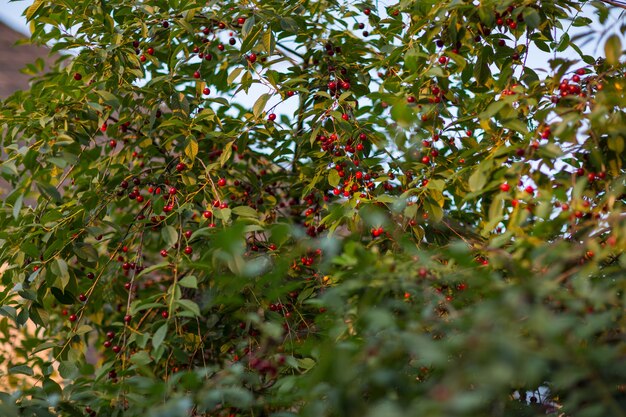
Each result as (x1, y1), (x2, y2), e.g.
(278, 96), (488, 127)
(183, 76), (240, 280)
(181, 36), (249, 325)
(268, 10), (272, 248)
(0, 0), (625, 416)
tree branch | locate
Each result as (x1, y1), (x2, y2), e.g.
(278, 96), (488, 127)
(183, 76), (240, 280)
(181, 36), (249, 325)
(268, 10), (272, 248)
(598, 0), (626, 9)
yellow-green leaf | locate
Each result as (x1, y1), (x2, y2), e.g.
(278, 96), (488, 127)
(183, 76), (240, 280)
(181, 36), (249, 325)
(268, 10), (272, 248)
(185, 136), (198, 161)
(605, 34), (622, 66)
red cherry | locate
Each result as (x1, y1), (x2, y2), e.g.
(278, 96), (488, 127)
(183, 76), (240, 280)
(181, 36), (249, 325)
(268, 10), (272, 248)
(103, 340), (112, 348)
(237, 17), (246, 25)
(140, 54), (146, 62)
(193, 71), (201, 79)
(169, 187), (177, 195)
(203, 87), (210, 95)
(525, 185), (534, 194)
(176, 163), (185, 172)
(112, 345), (121, 353)
(161, 311), (169, 319)
(147, 47), (154, 55)
(109, 140), (117, 148)
(363, 8), (371, 15)
(73, 72), (82, 81)
(407, 96), (416, 103)
(438, 56), (448, 65)
(217, 44), (224, 51)
(160, 249), (168, 257)
(106, 331), (115, 339)
(268, 113), (276, 121)
(217, 178), (227, 187)
(79, 293), (87, 302)
(328, 81), (337, 91)
(69, 314), (77, 322)
(248, 53), (257, 63)
(123, 314), (132, 323)
(500, 183), (510, 192)
(184, 246), (193, 255)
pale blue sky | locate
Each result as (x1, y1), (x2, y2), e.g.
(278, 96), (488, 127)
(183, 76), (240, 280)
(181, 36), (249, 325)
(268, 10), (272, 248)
(0, 0), (30, 34)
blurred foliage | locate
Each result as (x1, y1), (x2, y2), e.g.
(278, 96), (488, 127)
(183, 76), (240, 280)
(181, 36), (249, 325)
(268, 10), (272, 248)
(0, 0), (625, 416)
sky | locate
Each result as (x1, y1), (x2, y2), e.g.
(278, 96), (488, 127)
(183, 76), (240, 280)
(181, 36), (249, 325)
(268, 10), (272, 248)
(0, 0), (622, 119)
(0, 0), (30, 34)
(1, 0), (620, 65)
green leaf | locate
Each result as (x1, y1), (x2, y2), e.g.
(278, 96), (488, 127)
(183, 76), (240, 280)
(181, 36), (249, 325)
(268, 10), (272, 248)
(153, 323), (168, 350)
(262, 30), (276, 55)
(297, 357), (316, 371)
(231, 206), (258, 218)
(58, 361), (79, 379)
(240, 24), (262, 54)
(178, 275), (197, 288)
(74, 324), (92, 335)
(474, 46), (492, 85)
(95, 90), (120, 107)
(424, 198), (443, 222)
(523, 8), (541, 30)
(220, 141), (234, 166)
(25, 0), (44, 21)
(52, 258), (70, 290)
(136, 262), (170, 279)
(469, 169), (487, 193)
(130, 350), (152, 366)
(12, 194), (23, 220)
(176, 299), (200, 317)
(608, 136), (624, 153)
(9, 365), (34, 376)
(227, 67), (243, 85)
(253, 93), (271, 118)
(479, 101), (506, 120)
(161, 225), (178, 248)
(502, 118), (529, 134)
(241, 15), (256, 39)
(280, 17), (299, 33)
(185, 136), (198, 162)
(51, 287), (75, 305)
(36, 182), (62, 203)
(328, 170), (340, 188)
(74, 243), (99, 262)
(390, 103), (416, 128)
(605, 34), (622, 66)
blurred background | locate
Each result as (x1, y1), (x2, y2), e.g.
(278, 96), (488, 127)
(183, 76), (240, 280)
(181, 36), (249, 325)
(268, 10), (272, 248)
(0, 0), (41, 98)
(0, 0), (30, 34)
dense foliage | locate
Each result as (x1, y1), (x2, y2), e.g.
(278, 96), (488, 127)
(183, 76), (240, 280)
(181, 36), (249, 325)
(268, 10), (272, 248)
(1, 0), (625, 416)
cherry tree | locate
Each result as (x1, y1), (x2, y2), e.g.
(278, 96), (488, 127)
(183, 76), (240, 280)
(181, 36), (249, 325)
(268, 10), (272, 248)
(0, 0), (624, 416)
